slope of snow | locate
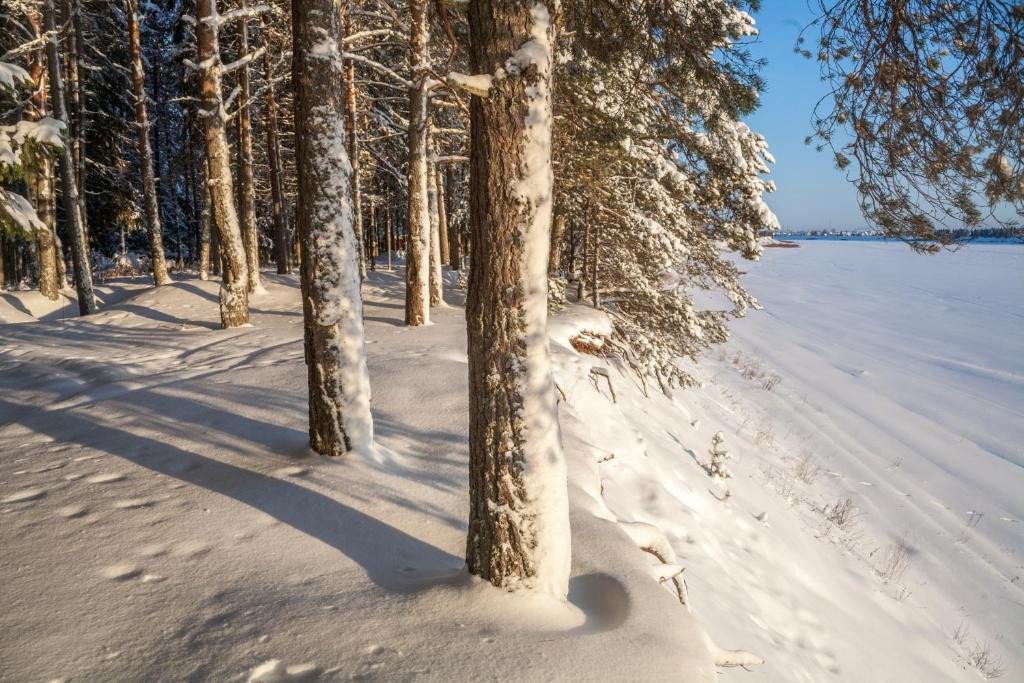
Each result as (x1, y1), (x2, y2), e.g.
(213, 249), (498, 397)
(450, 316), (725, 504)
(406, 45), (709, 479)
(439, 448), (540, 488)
(0, 276), (152, 324)
(2, 243), (1019, 681)
(0, 270), (715, 681)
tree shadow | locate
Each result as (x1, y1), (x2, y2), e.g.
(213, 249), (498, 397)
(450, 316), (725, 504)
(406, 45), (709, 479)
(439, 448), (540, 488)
(0, 396), (462, 592)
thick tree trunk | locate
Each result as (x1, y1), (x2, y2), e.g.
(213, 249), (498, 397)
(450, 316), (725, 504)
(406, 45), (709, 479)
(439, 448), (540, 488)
(44, 0), (95, 315)
(465, 0), (569, 596)
(260, 16), (289, 275)
(196, 0), (249, 327)
(404, 0), (430, 325)
(128, 0), (170, 286)
(292, 0), (374, 456)
(427, 151), (444, 306)
(342, 8), (366, 280)
(236, 0), (261, 293)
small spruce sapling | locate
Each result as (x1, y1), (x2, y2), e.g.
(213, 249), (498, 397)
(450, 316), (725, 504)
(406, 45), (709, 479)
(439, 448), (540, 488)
(704, 431), (732, 480)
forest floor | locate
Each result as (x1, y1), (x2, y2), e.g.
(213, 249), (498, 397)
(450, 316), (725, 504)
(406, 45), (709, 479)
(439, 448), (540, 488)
(1, 242), (1021, 681)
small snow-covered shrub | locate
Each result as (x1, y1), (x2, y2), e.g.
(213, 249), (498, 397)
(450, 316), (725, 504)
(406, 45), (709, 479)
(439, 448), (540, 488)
(968, 641), (1006, 680)
(703, 431), (732, 480)
(794, 452), (820, 484)
(876, 534), (913, 582)
(823, 497), (856, 530)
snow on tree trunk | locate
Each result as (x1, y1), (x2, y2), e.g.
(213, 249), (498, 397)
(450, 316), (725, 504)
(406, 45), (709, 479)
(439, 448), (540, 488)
(427, 148), (444, 306)
(342, 7), (366, 281)
(236, 0), (261, 294)
(292, 0), (374, 456)
(260, 15), (289, 275)
(43, 0), (95, 315)
(404, 0), (431, 326)
(128, 0), (170, 287)
(195, 0), (249, 328)
(465, 0), (570, 597)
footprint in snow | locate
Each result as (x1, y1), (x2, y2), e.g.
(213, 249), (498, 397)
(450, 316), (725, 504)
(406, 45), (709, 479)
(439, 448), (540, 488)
(113, 498), (154, 510)
(86, 473), (125, 484)
(247, 659), (319, 682)
(101, 564), (142, 581)
(56, 505), (88, 518)
(274, 466), (309, 478)
(174, 540), (212, 559)
(1, 488), (46, 504)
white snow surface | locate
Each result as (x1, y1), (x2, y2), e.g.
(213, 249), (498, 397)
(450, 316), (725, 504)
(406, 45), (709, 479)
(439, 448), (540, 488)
(0, 269), (715, 681)
(2, 242), (1021, 680)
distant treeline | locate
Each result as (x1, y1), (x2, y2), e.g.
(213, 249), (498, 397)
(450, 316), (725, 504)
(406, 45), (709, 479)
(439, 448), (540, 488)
(767, 227), (1024, 243)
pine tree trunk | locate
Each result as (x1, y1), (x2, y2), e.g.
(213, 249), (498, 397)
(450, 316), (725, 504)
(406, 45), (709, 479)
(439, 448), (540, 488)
(260, 16), (289, 275)
(44, 0), (95, 315)
(128, 0), (170, 286)
(342, 8), (366, 280)
(427, 150), (444, 306)
(549, 213), (565, 275)
(199, 175), (212, 281)
(446, 165), (460, 270)
(465, 0), (569, 596)
(404, 0), (431, 325)
(26, 31), (60, 301)
(435, 164), (450, 266)
(72, 0), (88, 242)
(236, 0), (261, 293)
(385, 196), (393, 271)
(196, 0), (249, 328)
(292, 0), (374, 456)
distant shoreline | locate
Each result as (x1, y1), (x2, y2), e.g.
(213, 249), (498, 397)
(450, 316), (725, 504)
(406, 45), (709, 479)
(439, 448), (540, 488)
(772, 233), (1024, 244)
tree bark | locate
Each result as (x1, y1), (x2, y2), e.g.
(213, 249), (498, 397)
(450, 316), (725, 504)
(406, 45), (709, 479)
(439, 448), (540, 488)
(435, 164), (450, 266)
(549, 213), (565, 275)
(342, 7), (366, 280)
(292, 0), (374, 456)
(196, 0), (249, 327)
(236, 0), (261, 293)
(260, 15), (289, 275)
(446, 164), (460, 270)
(404, 0), (430, 325)
(465, 0), (569, 596)
(25, 26), (60, 301)
(44, 0), (95, 315)
(427, 147), (444, 306)
(128, 0), (170, 286)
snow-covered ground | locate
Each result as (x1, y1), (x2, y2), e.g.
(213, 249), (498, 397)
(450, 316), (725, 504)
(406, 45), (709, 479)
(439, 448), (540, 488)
(1, 242), (1020, 681)
(670, 242), (1023, 681)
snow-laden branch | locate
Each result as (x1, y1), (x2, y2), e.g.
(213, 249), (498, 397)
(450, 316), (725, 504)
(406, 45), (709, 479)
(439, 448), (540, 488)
(200, 3), (270, 29)
(222, 46), (266, 74)
(447, 71), (491, 98)
(340, 51), (412, 89)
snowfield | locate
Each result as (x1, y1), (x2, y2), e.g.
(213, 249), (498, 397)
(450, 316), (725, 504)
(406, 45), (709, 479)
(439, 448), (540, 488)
(1, 242), (1021, 681)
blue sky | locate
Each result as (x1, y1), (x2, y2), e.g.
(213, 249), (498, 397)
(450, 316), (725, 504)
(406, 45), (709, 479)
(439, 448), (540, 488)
(745, 4), (869, 231)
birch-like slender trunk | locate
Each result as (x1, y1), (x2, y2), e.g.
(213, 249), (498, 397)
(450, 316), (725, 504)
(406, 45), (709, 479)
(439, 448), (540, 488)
(127, 0), (170, 286)
(404, 0), (430, 325)
(465, 0), (569, 596)
(44, 0), (95, 315)
(260, 15), (289, 275)
(435, 165), (450, 265)
(446, 165), (460, 270)
(236, 0), (261, 292)
(196, 0), (249, 327)
(292, 0), (373, 456)
(427, 147), (443, 306)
